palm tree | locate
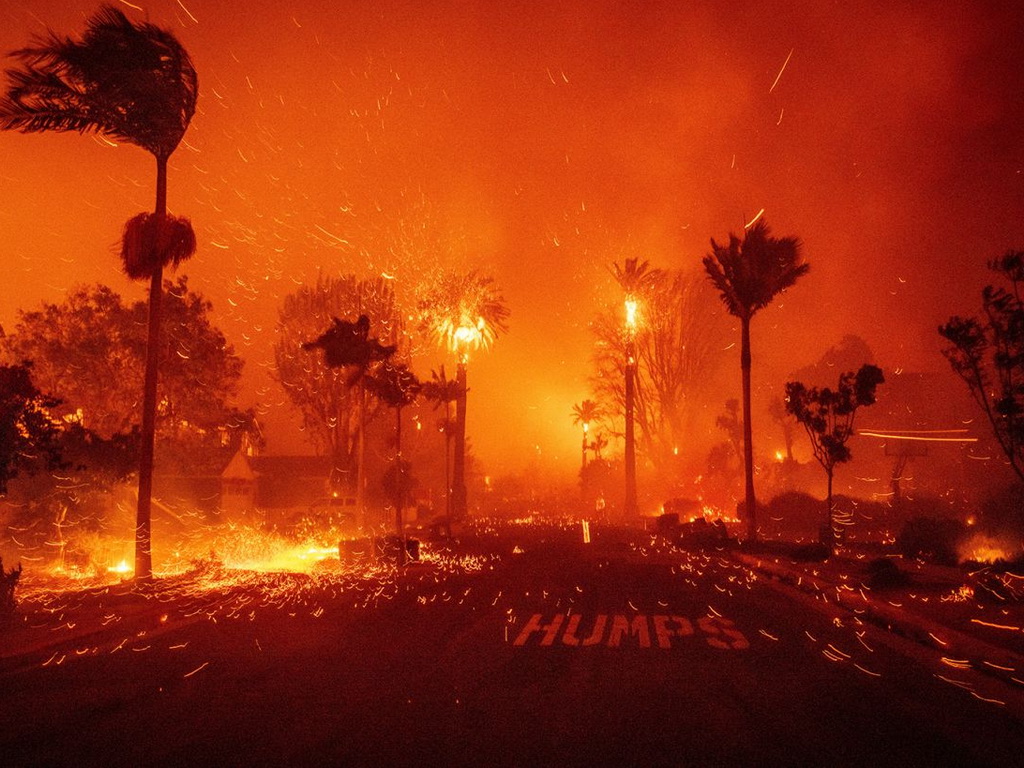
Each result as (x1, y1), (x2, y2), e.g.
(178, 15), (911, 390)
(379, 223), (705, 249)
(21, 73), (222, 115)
(703, 220), (809, 542)
(1, 6), (198, 580)
(419, 271), (509, 522)
(421, 366), (461, 534)
(611, 258), (662, 521)
(572, 399), (604, 507)
(365, 362), (421, 542)
(571, 399), (604, 473)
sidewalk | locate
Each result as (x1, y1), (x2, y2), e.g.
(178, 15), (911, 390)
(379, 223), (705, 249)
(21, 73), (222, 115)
(733, 548), (1024, 689)
(0, 578), (179, 671)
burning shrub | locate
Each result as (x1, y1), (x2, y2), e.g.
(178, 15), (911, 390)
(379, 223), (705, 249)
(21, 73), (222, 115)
(959, 531), (1023, 567)
(1, 556), (22, 623)
(897, 516), (967, 566)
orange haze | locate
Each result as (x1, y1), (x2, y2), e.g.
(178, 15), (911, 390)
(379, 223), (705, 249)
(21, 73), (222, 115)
(1, 0), (1023, 476)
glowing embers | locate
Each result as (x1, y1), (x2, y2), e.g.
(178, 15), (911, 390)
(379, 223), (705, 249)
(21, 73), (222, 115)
(512, 612), (749, 650)
(959, 532), (1020, 566)
(106, 560), (133, 576)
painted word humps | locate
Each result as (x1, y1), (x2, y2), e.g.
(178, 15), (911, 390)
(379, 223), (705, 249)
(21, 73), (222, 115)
(513, 614), (750, 650)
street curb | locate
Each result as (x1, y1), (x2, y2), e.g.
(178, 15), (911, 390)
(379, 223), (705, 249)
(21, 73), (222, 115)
(733, 552), (1024, 689)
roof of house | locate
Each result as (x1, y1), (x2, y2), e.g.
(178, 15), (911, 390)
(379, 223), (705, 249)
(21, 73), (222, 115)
(220, 452), (336, 478)
(221, 449), (258, 481)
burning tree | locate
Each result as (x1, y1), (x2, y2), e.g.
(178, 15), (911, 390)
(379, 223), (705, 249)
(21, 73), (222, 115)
(704, 220), (809, 541)
(0, 5), (199, 581)
(612, 257), (661, 520)
(418, 271), (509, 522)
(571, 400), (605, 472)
(571, 399), (606, 506)
(785, 364), (885, 549)
(940, 251), (1024, 485)
(591, 269), (727, 487)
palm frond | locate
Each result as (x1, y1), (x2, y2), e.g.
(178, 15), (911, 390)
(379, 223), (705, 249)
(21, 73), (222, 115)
(120, 212), (196, 280)
(0, 5), (197, 158)
(703, 220), (808, 319)
(571, 399), (603, 426)
(612, 257), (663, 297)
(418, 270), (510, 353)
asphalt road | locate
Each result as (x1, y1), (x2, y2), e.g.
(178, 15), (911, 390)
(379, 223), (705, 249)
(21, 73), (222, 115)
(2, 522), (1023, 767)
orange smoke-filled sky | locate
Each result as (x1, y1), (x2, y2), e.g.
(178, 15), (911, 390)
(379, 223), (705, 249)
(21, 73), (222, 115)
(1, 0), (1022, 475)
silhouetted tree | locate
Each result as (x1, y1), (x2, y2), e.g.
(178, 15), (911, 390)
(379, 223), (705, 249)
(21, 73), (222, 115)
(304, 315), (397, 382)
(571, 399), (604, 503)
(704, 220), (809, 541)
(365, 362), (421, 539)
(785, 364), (885, 550)
(419, 271), (509, 522)
(421, 366), (462, 534)
(1, 5), (199, 580)
(1, 285), (137, 438)
(1, 556), (22, 623)
(0, 361), (64, 495)
(940, 251), (1024, 484)
(301, 305), (399, 524)
(276, 274), (404, 488)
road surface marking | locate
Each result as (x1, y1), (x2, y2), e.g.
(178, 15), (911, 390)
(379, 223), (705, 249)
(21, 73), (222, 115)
(513, 613), (748, 650)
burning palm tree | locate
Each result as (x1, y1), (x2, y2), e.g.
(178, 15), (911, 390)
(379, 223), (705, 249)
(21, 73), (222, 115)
(0, 6), (198, 580)
(612, 258), (662, 521)
(571, 399), (604, 472)
(419, 271), (509, 522)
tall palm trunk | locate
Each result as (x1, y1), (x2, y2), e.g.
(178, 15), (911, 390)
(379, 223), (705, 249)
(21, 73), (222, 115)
(443, 402), (452, 537)
(825, 469), (835, 552)
(394, 405), (403, 538)
(357, 382), (366, 530)
(135, 154), (168, 582)
(580, 433), (589, 503)
(624, 342), (637, 521)
(453, 362), (467, 522)
(740, 316), (756, 542)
